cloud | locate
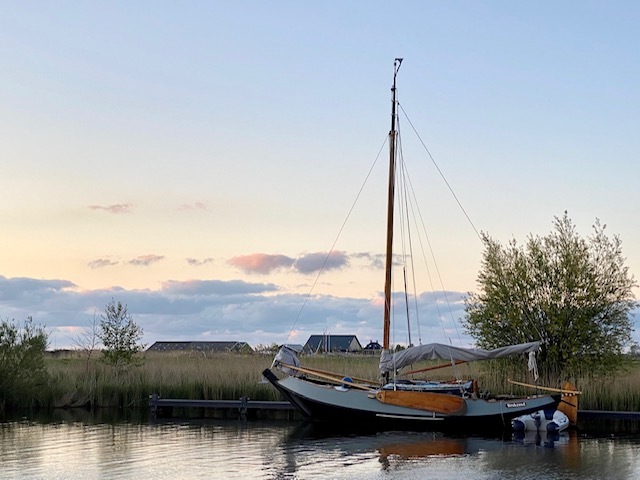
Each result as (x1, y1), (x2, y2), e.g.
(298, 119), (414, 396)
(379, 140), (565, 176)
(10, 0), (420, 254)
(88, 258), (119, 269)
(186, 257), (214, 266)
(0, 275), (76, 304)
(229, 253), (295, 274)
(129, 254), (165, 266)
(5, 273), (637, 353)
(88, 203), (133, 214)
(161, 279), (277, 296)
(294, 251), (349, 274)
(352, 252), (385, 269)
(179, 202), (208, 211)
(227, 251), (368, 275)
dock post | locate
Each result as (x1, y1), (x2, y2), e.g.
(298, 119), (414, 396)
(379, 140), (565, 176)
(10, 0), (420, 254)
(239, 396), (248, 418)
(149, 394), (158, 418)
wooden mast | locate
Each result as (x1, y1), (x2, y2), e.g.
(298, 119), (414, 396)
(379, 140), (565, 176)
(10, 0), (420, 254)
(383, 58), (402, 351)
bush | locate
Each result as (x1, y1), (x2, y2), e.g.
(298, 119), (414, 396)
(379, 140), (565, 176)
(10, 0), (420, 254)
(465, 213), (637, 382)
(0, 317), (49, 410)
(98, 299), (145, 374)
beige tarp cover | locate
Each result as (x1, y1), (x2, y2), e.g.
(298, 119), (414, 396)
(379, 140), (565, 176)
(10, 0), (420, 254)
(379, 341), (541, 375)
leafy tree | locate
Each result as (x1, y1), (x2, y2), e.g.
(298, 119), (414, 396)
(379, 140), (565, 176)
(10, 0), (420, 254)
(0, 316), (49, 409)
(98, 299), (145, 373)
(464, 212), (637, 382)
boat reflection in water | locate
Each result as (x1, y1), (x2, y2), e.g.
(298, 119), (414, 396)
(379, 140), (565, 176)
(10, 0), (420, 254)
(378, 434), (467, 459)
(280, 422), (591, 478)
(281, 423), (500, 472)
(512, 429), (572, 447)
(375, 432), (469, 471)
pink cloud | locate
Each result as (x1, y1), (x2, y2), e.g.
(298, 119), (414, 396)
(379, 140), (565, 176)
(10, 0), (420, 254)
(229, 253), (295, 275)
(88, 203), (133, 214)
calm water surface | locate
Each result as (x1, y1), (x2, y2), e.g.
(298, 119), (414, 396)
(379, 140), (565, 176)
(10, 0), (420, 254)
(1, 412), (639, 479)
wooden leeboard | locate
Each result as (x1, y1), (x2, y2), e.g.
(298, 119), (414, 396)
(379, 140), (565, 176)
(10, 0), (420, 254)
(557, 381), (579, 425)
(376, 390), (467, 415)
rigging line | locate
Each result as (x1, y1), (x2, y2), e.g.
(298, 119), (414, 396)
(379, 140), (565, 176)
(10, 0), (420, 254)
(397, 124), (461, 375)
(396, 119), (447, 354)
(403, 174), (451, 346)
(284, 136), (389, 344)
(404, 168), (466, 349)
(401, 180), (421, 348)
(394, 132), (447, 340)
(397, 150), (465, 377)
(396, 128), (422, 347)
(398, 102), (482, 242)
(399, 163), (423, 346)
(397, 102), (471, 350)
(395, 132), (413, 347)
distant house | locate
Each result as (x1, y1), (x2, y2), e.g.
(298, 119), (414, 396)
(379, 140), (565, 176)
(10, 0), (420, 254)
(283, 344), (304, 352)
(364, 340), (382, 351)
(303, 335), (362, 353)
(146, 341), (252, 353)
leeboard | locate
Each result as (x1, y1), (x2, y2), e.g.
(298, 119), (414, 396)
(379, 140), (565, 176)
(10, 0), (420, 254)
(376, 390), (467, 415)
(557, 381), (579, 425)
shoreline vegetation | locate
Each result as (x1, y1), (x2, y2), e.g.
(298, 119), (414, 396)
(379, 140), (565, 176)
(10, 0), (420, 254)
(10, 351), (640, 414)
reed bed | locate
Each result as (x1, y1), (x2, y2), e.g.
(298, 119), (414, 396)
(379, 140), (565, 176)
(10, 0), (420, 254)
(43, 352), (280, 409)
(39, 352), (640, 412)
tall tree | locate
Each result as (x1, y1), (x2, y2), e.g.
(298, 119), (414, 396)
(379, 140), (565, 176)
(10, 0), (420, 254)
(98, 300), (145, 373)
(464, 212), (637, 381)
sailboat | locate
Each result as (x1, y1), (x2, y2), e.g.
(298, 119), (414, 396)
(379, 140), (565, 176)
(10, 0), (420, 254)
(262, 59), (559, 430)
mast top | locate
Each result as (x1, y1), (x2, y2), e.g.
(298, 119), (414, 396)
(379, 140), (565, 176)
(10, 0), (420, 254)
(393, 58), (403, 85)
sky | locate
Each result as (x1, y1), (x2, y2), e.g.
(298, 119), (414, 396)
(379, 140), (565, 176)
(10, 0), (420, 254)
(1, 1), (639, 351)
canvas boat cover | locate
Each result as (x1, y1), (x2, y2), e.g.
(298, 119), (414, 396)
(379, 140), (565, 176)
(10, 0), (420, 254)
(379, 341), (541, 375)
(273, 345), (301, 376)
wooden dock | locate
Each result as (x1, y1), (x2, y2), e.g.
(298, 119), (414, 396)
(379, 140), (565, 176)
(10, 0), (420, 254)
(148, 394), (297, 419)
(576, 410), (640, 420)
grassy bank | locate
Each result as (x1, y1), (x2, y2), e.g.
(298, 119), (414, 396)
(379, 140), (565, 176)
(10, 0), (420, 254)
(34, 353), (640, 412)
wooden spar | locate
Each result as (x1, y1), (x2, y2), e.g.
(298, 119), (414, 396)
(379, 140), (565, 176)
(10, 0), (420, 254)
(507, 379), (583, 395)
(278, 363), (377, 386)
(278, 363), (377, 391)
(376, 390), (467, 415)
(383, 58), (402, 351)
(403, 359), (467, 376)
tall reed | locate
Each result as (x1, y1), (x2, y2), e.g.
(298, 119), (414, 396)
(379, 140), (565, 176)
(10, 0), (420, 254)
(38, 353), (640, 412)
(43, 352), (280, 409)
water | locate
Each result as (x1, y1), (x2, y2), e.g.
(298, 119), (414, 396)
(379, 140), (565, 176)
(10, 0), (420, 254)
(1, 413), (640, 479)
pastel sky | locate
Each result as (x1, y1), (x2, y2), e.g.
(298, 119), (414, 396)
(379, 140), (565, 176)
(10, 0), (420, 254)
(1, 1), (638, 350)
